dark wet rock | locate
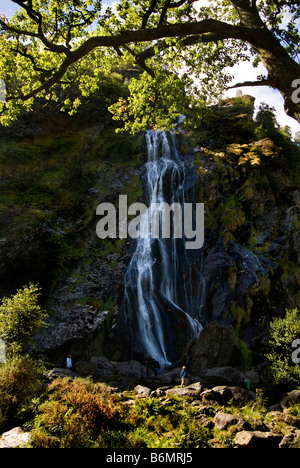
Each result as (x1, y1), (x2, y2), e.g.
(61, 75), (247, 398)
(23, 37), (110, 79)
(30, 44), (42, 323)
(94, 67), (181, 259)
(280, 390), (300, 408)
(201, 385), (256, 405)
(202, 239), (274, 326)
(189, 322), (243, 373)
(199, 366), (246, 387)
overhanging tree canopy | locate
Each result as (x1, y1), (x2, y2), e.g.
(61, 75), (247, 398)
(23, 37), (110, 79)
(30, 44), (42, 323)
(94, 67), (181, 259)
(0, 0), (299, 130)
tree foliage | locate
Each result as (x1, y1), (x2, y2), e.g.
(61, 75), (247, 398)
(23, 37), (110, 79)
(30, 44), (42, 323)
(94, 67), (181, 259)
(266, 308), (300, 389)
(0, 0), (299, 130)
(0, 283), (48, 358)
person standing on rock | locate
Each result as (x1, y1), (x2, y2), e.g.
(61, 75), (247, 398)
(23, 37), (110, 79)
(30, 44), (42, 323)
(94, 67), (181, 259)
(66, 354), (72, 370)
(180, 366), (188, 387)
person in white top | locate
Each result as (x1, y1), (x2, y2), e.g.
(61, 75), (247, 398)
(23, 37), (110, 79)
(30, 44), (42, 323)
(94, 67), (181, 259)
(66, 354), (72, 369)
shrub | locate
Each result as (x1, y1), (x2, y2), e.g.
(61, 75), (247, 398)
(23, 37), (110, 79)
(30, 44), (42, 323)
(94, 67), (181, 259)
(266, 308), (300, 388)
(0, 355), (45, 431)
(31, 377), (121, 448)
(0, 284), (47, 358)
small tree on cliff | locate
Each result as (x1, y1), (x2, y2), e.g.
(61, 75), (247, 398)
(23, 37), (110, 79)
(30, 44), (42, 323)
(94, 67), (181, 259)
(0, 0), (299, 130)
(0, 283), (48, 359)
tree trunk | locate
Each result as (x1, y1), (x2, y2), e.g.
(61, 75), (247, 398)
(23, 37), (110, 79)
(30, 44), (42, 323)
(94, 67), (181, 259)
(232, 0), (300, 123)
(249, 29), (300, 123)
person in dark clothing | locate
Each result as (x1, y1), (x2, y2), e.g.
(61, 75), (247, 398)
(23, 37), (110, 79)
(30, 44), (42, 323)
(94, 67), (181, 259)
(180, 366), (188, 387)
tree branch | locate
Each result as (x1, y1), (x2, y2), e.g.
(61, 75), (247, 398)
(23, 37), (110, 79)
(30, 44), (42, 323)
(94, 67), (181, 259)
(135, 26), (249, 68)
(141, 0), (202, 29)
(8, 19), (250, 102)
(0, 18), (41, 39)
(159, 0), (172, 25)
(11, 44), (54, 77)
(12, 61), (70, 101)
(229, 0), (264, 27)
(141, 0), (159, 29)
(227, 78), (278, 89)
(10, 0), (71, 55)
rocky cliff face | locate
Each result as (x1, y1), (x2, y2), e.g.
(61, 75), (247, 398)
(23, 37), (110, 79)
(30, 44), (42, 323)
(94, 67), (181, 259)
(0, 95), (299, 370)
(179, 96), (300, 369)
(0, 109), (145, 364)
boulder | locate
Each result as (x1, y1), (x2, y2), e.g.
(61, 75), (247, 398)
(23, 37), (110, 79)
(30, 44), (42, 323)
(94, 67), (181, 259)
(199, 366), (245, 387)
(114, 360), (147, 378)
(201, 385), (256, 405)
(234, 430), (282, 448)
(90, 356), (117, 378)
(264, 410), (300, 433)
(150, 386), (173, 397)
(280, 390), (300, 408)
(282, 413), (300, 429)
(47, 367), (79, 381)
(0, 427), (31, 448)
(279, 431), (300, 448)
(244, 363), (268, 388)
(213, 412), (247, 431)
(91, 357), (147, 379)
(151, 372), (174, 385)
(189, 322), (243, 374)
(166, 382), (203, 399)
(73, 360), (99, 377)
(134, 385), (151, 397)
(152, 367), (182, 385)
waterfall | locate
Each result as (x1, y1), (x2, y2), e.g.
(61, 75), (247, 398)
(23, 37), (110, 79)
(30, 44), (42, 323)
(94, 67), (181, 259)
(123, 130), (205, 367)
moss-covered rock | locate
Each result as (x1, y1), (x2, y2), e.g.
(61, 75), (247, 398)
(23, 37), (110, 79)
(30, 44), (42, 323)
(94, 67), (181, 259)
(189, 95), (300, 359)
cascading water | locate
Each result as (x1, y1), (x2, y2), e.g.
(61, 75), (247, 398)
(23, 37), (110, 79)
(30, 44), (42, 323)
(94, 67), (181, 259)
(123, 130), (205, 367)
